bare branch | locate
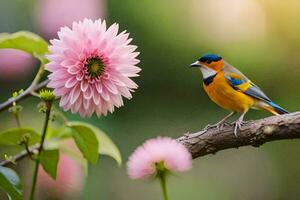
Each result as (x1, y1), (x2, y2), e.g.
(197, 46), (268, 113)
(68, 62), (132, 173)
(177, 112), (300, 159)
(2, 112), (300, 166)
(0, 79), (49, 112)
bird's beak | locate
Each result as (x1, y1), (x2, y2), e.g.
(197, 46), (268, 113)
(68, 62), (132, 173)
(190, 61), (201, 67)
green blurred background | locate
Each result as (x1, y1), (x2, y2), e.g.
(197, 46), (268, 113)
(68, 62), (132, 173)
(0, 0), (300, 199)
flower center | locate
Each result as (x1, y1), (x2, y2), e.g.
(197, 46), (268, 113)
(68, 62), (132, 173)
(86, 57), (104, 78)
(155, 161), (167, 173)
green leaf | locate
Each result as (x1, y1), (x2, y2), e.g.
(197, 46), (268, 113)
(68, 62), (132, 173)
(0, 128), (41, 146)
(0, 31), (48, 61)
(68, 122), (122, 166)
(0, 166), (22, 200)
(40, 149), (59, 179)
(94, 127), (122, 166)
(46, 126), (72, 140)
(68, 122), (99, 164)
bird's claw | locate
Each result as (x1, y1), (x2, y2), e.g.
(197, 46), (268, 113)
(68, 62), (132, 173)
(233, 120), (245, 137)
(204, 122), (231, 132)
(218, 122), (231, 130)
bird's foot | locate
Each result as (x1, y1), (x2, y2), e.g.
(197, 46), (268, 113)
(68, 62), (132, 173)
(218, 122), (231, 130)
(204, 122), (231, 132)
(233, 120), (246, 137)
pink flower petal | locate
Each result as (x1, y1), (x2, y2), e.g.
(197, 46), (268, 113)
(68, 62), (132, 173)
(67, 66), (81, 75)
(83, 86), (93, 99)
(92, 91), (100, 105)
(103, 80), (118, 94)
(95, 82), (103, 93)
(80, 81), (89, 92)
(65, 76), (78, 88)
(70, 84), (81, 104)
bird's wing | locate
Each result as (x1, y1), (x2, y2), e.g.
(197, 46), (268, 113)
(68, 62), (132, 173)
(223, 65), (271, 102)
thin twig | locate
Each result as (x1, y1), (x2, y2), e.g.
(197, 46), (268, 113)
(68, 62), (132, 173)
(0, 79), (49, 112)
(0, 145), (38, 166)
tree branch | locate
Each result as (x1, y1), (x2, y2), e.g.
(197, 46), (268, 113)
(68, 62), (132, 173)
(177, 112), (300, 159)
(0, 79), (49, 112)
(2, 112), (300, 166)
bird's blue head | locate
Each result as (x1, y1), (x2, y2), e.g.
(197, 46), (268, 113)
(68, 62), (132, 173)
(190, 53), (224, 71)
(198, 54), (222, 64)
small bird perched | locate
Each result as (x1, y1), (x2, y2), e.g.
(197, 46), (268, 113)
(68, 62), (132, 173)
(190, 53), (288, 136)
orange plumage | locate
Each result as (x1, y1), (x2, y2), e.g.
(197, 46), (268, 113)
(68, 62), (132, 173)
(203, 71), (255, 113)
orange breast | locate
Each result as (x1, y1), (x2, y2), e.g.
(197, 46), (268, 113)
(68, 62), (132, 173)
(203, 72), (255, 112)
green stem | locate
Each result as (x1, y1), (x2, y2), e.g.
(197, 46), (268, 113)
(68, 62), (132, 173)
(14, 113), (21, 128)
(29, 159), (39, 200)
(29, 101), (52, 200)
(31, 65), (45, 87)
(158, 172), (169, 200)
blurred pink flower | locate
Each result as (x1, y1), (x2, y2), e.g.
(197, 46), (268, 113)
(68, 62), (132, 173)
(46, 18), (140, 117)
(0, 49), (35, 81)
(34, 0), (106, 39)
(127, 137), (192, 179)
(37, 153), (84, 199)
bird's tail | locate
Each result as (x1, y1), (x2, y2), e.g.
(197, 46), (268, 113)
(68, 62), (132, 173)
(261, 101), (289, 115)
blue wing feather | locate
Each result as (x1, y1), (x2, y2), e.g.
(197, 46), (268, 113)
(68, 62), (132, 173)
(223, 66), (271, 102)
(268, 101), (289, 114)
(224, 74), (245, 86)
(244, 83), (271, 102)
(223, 63), (288, 114)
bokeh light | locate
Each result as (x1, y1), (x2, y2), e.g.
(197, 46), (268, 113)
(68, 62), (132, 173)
(37, 153), (85, 200)
(189, 0), (267, 43)
(0, 49), (35, 81)
(34, 0), (106, 39)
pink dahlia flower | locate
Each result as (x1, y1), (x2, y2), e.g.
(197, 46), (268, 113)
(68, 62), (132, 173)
(46, 18), (141, 117)
(127, 137), (192, 179)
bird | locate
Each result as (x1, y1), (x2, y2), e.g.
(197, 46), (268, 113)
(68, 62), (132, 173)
(190, 53), (288, 136)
